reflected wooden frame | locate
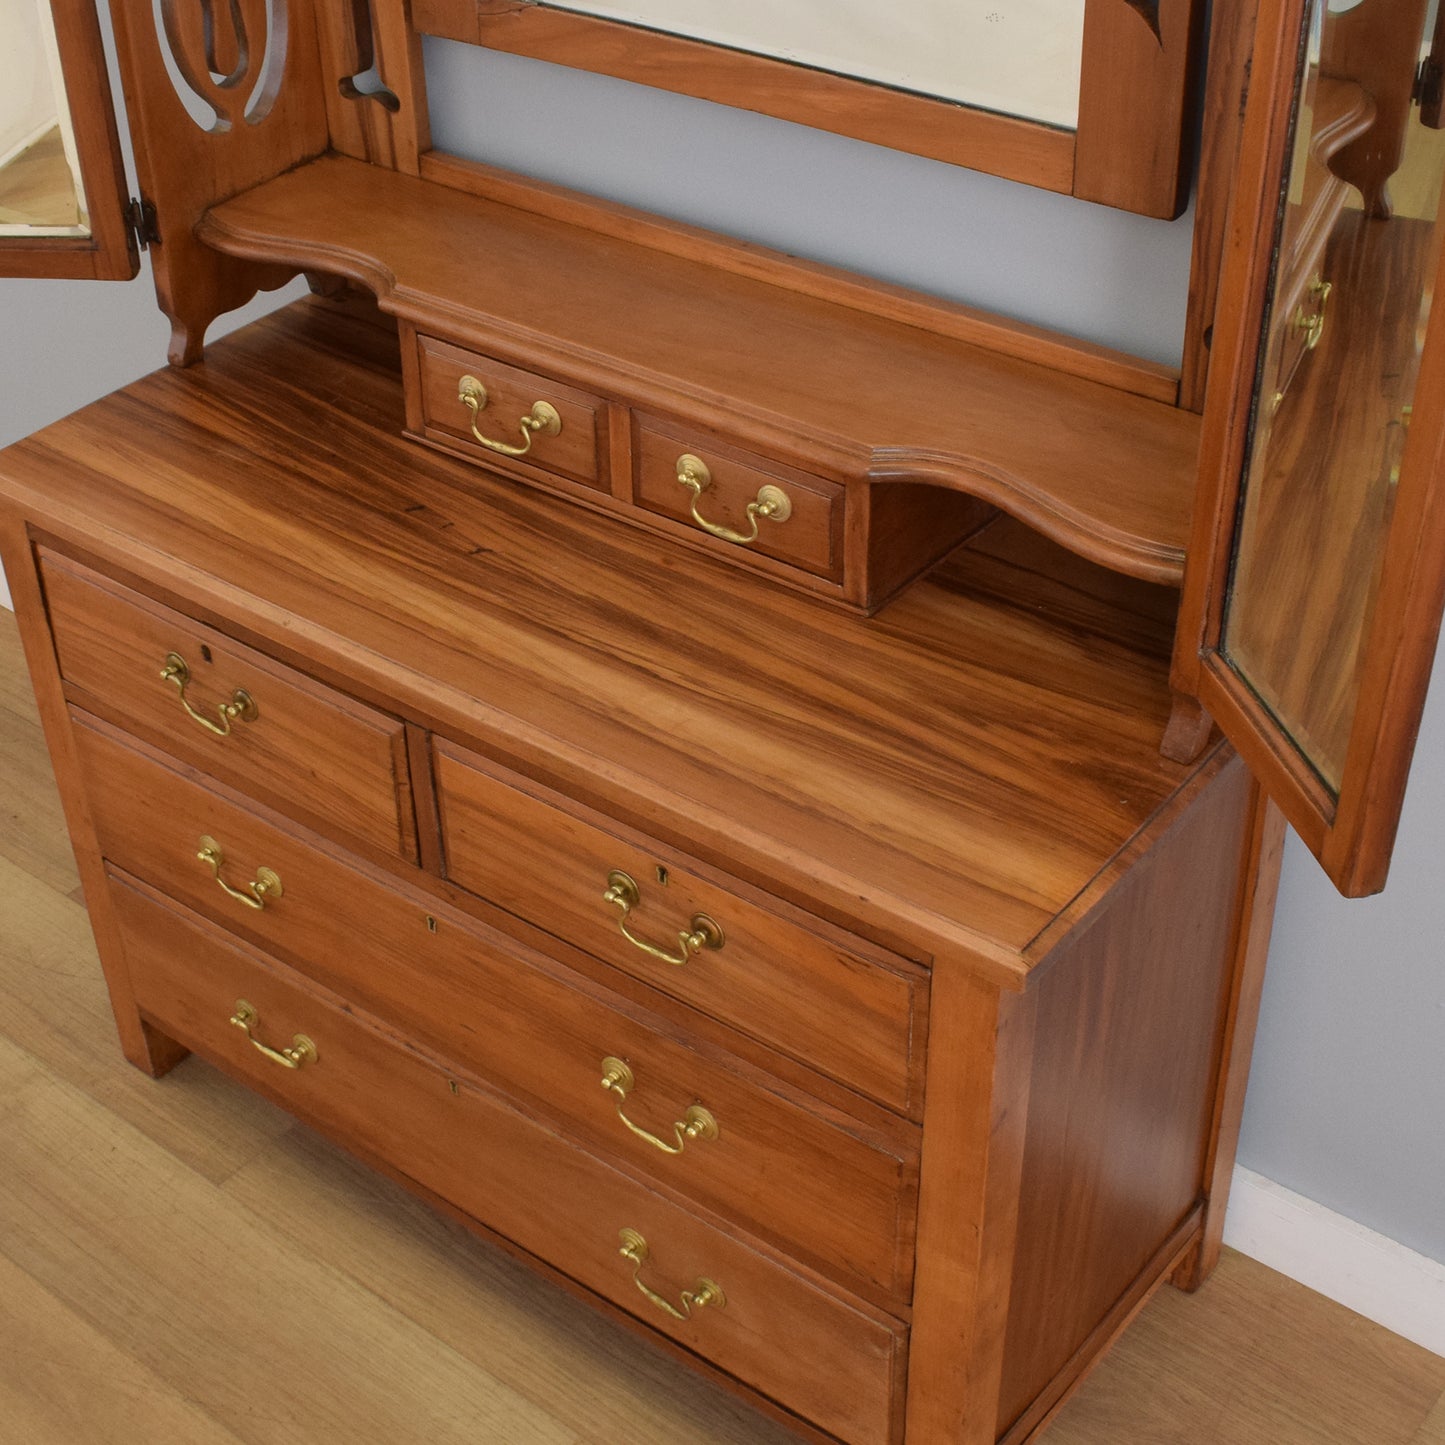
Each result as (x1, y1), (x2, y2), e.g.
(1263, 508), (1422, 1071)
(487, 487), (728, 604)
(0, 0), (137, 280)
(1174, 0), (1445, 896)
(410, 0), (1203, 219)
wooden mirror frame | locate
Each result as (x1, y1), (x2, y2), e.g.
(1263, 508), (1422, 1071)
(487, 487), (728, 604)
(1174, 0), (1445, 896)
(0, 0), (137, 280)
(412, 0), (1204, 218)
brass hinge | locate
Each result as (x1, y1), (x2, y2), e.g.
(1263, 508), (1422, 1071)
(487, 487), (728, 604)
(125, 197), (160, 251)
(1414, 57), (1442, 112)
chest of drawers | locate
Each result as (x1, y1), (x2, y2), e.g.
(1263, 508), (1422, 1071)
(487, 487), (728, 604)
(0, 296), (1273, 1445)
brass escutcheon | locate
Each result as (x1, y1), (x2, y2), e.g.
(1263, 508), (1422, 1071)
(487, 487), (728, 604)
(600, 1055), (719, 1155)
(457, 375), (562, 457)
(160, 652), (257, 737)
(617, 1227), (725, 1321)
(602, 869), (723, 967)
(674, 453), (792, 546)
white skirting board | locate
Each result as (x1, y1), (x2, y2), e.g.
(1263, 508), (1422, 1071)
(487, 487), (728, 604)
(1224, 1167), (1445, 1358)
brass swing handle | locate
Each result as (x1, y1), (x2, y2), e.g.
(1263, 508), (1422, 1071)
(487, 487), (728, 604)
(600, 1056), (719, 1155)
(602, 870), (724, 967)
(197, 835), (283, 911)
(457, 375), (562, 457)
(1293, 277), (1333, 351)
(617, 1228), (725, 1321)
(229, 999), (317, 1070)
(675, 454), (792, 546)
(160, 652), (258, 737)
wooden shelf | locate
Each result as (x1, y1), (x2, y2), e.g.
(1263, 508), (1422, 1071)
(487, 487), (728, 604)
(200, 154), (1201, 585)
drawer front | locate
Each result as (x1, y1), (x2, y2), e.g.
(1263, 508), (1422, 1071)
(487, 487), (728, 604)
(434, 742), (926, 1117)
(69, 713), (918, 1300)
(109, 875), (905, 1445)
(414, 334), (607, 490)
(633, 417), (843, 581)
(40, 553), (417, 861)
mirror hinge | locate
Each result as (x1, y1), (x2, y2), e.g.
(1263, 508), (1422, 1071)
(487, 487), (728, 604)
(125, 197), (160, 251)
(1414, 57), (1442, 111)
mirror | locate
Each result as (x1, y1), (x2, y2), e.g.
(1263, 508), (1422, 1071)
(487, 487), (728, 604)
(546, 0), (1087, 128)
(1222, 0), (1445, 792)
(416, 0), (1200, 216)
(0, 0), (90, 236)
(0, 0), (136, 279)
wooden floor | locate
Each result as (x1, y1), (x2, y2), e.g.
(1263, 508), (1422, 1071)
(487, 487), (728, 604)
(0, 127), (82, 230)
(0, 605), (1442, 1445)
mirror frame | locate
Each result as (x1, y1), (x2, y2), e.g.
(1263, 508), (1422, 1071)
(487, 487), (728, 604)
(0, 0), (137, 280)
(412, 0), (1202, 218)
(1174, 0), (1445, 895)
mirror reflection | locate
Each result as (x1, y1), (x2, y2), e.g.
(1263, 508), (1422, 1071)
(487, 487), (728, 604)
(1223, 0), (1445, 792)
(546, 0), (1088, 128)
(0, 0), (91, 236)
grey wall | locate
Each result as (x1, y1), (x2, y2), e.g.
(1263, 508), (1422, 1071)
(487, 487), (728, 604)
(1, 37), (1441, 1265)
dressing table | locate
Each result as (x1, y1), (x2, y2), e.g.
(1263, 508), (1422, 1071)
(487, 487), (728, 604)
(1, 0), (1442, 1441)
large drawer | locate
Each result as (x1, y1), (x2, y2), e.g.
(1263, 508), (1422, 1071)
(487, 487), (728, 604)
(108, 872), (907, 1445)
(69, 711), (919, 1301)
(40, 552), (418, 861)
(433, 741), (929, 1117)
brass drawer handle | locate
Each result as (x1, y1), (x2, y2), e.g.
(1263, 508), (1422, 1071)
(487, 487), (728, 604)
(600, 1056), (719, 1154)
(1293, 276), (1333, 351)
(229, 999), (317, 1069)
(160, 652), (258, 737)
(457, 375), (562, 457)
(617, 1228), (725, 1321)
(197, 835), (283, 911)
(602, 870), (724, 967)
(675, 454), (792, 546)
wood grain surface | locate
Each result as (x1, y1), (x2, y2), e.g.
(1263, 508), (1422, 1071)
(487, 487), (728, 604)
(5, 574), (1444, 1445)
(434, 741), (925, 1116)
(65, 709), (920, 1305)
(41, 551), (418, 861)
(0, 297), (1213, 983)
(107, 873), (906, 1445)
(197, 159), (1201, 584)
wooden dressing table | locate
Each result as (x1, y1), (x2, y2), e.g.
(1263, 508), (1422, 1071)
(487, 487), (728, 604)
(2, 0), (1443, 1441)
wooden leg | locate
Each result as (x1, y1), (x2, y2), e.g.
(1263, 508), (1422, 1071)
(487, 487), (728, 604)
(1172, 781), (1286, 1291)
(0, 517), (192, 1080)
(903, 972), (1037, 1444)
(134, 1018), (191, 1078)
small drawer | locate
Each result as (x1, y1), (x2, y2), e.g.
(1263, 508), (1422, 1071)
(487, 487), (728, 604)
(109, 874), (906, 1445)
(412, 334), (607, 490)
(633, 417), (843, 582)
(434, 742), (927, 1118)
(68, 713), (918, 1301)
(39, 552), (417, 861)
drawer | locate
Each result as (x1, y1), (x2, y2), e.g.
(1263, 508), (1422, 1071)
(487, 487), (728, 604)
(108, 873), (906, 1445)
(40, 552), (417, 861)
(412, 333), (607, 490)
(68, 712), (918, 1300)
(434, 742), (927, 1117)
(633, 416), (843, 582)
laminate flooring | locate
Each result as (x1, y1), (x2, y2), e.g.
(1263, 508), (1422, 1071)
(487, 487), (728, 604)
(0, 605), (1441, 1445)
(0, 128), (82, 230)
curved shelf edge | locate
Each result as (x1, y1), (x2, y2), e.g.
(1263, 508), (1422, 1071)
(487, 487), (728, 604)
(198, 165), (1193, 591)
(868, 448), (1187, 587)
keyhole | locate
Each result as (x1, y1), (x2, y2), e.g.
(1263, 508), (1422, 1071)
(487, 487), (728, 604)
(655, 865), (669, 886)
